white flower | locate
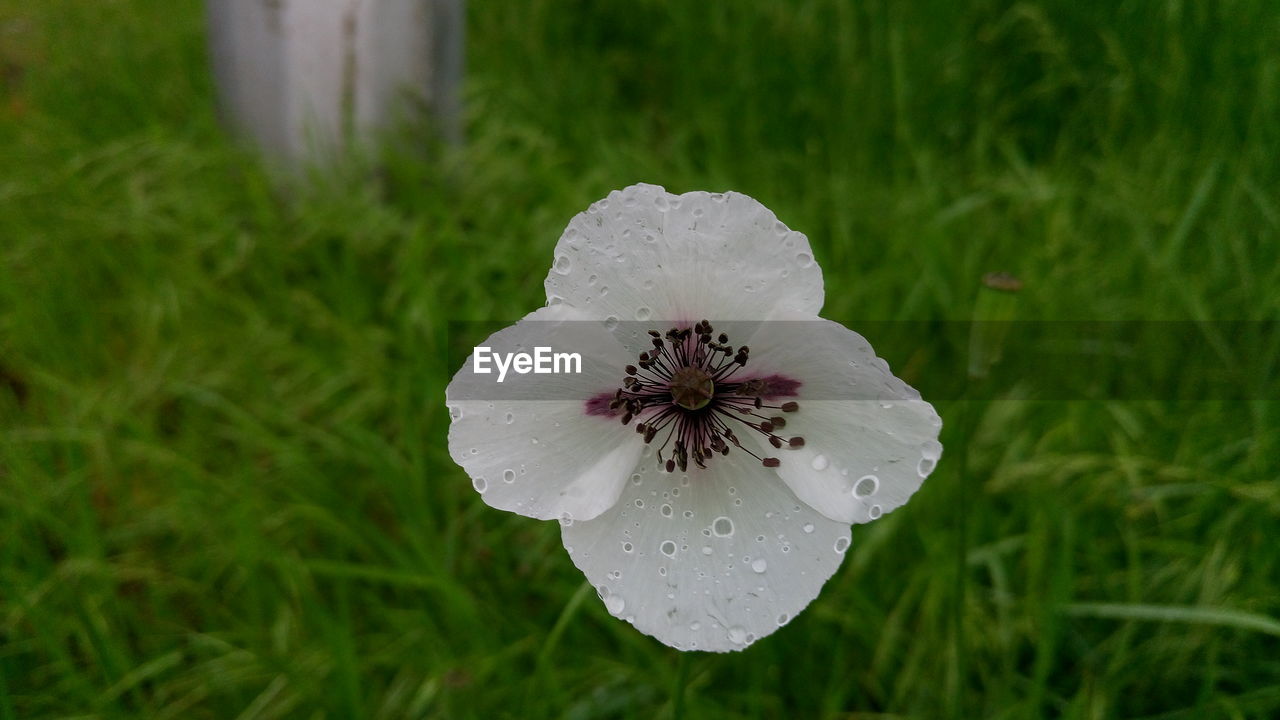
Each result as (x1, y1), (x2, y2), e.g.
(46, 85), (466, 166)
(446, 183), (942, 652)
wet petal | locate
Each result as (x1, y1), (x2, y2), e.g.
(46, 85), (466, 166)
(742, 316), (943, 524)
(446, 305), (645, 521)
(561, 447), (850, 652)
(544, 183), (824, 323)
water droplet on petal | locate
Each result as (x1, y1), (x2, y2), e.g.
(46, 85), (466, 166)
(622, 542), (634, 553)
(554, 255), (572, 273)
(810, 454), (829, 471)
(605, 595), (625, 615)
(712, 517), (734, 537)
(661, 504), (673, 517)
(604, 316), (620, 331)
(796, 252), (813, 268)
(869, 505), (883, 519)
(635, 306), (652, 321)
(918, 457), (936, 477)
(502, 469), (516, 483)
(802, 523), (815, 534)
(472, 477), (487, 492)
(854, 475), (879, 498)
(776, 613), (790, 626)
(834, 536), (850, 553)
(660, 541), (677, 558)
(728, 627), (748, 644)
(751, 558), (768, 573)
(701, 546), (713, 555)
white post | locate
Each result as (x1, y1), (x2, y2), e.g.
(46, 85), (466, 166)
(207, 0), (463, 165)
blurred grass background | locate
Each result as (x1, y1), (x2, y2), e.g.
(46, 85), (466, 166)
(2, 0), (1279, 718)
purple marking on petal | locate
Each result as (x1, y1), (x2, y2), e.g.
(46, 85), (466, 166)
(740, 374), (801, 399)
(585, 392), (623, 417)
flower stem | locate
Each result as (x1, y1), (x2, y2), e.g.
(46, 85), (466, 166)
(672, 652), (691, 720)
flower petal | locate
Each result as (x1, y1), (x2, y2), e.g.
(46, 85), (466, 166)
(544, 183), (824, 323)
(561, 446), (851, 652)
(445, 305), (645, 521)
(742, 316), (943, 524)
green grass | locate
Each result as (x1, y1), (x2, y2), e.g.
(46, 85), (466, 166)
(2, 0), (1279, 717)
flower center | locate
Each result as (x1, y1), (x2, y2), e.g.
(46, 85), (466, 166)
(608, 320), (804, 472)
(669, 366), (714, 410)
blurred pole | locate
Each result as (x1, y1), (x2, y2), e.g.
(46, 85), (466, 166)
(206, 0), (464, 166)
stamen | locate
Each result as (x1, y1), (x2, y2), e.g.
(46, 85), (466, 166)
(608, 323), (802, 473)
